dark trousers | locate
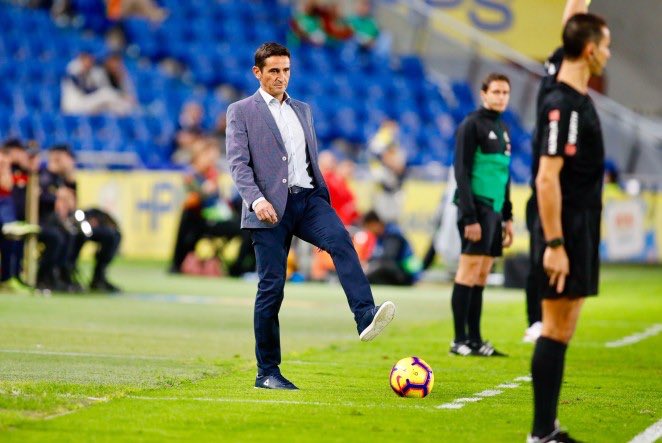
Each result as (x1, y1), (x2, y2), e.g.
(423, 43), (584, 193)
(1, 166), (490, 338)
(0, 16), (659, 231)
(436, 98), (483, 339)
(1, 238), (22, 282)
(37, 225), (72, 284)
(170, 209), (203, 272)
(250, 187), (375, 375)
(367, 259), (414, 286)
(69, 227), (121, 281)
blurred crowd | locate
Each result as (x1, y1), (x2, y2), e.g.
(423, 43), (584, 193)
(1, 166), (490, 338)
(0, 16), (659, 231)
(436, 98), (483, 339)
(0, 138), (121, 295)
(290, 0), (388, 54)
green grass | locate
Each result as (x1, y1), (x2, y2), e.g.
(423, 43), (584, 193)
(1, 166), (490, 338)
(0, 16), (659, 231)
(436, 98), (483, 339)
(0, 262), (660, 442)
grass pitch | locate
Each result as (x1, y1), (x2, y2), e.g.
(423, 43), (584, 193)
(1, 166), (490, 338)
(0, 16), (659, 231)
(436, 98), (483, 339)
(0, 261), (660, 442)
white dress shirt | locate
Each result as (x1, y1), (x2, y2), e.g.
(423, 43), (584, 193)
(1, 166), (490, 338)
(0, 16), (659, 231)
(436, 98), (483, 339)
(253, 88), (313, 209)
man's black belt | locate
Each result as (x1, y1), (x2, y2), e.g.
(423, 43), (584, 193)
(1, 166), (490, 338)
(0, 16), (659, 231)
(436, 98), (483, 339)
(288, 186), (310, 194)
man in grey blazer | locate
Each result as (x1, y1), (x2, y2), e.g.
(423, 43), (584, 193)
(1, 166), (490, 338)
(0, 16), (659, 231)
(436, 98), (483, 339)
(226, 42), (396, 390)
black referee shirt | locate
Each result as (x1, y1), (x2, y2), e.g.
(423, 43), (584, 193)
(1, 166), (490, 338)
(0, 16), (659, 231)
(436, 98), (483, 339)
(535, 82), (605, 211)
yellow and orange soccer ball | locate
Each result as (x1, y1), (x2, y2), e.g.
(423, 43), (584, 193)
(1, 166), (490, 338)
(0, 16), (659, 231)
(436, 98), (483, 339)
(389, 356), (434, 398)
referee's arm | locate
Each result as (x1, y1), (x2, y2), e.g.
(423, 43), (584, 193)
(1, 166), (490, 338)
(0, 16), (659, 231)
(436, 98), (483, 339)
(562, 0), (590, 26)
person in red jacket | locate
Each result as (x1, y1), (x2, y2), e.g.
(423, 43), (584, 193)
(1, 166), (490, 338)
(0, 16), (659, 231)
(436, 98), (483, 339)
(319, 151), (359, 226)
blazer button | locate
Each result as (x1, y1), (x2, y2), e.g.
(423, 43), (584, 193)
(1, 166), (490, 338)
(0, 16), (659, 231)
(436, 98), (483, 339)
(282, 156), (287, 161)
(282, 178), (287, 183)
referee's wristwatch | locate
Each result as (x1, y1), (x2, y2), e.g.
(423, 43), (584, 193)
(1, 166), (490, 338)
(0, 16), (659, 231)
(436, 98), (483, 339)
(546, 237), (565, 249)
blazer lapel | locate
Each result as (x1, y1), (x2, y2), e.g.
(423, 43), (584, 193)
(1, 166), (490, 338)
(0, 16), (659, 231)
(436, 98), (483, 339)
(253, 92), (287, 154)
(290, 101), (314, 155)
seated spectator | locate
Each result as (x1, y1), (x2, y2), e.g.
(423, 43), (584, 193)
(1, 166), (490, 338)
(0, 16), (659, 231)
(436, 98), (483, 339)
(61, 50), (133, 115)
(368, 119), (407, 222)
(172, 101), (206, 165)
(169, 139), (254, 276)
(347, 0), (381, 50)
(291, 0), (352, 45)
(319, 3), (353, 43)
(47, 145), (122, 292)
(37, 144), (122, 293)
(361, 210), (421, 286)
(319, 151), (360, 226)
(101, 53), (137, 109)
(1, 140), (40, 292)
(106, 0), (168, 23)
(290, 0), (327, 45)
(36, 148), (78, 292)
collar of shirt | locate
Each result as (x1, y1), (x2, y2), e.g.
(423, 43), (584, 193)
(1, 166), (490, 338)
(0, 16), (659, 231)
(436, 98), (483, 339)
(258, 88), (291, 107)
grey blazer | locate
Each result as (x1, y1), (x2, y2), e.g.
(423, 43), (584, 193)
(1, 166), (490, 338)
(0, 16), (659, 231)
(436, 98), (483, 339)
(226, 91), (327, 229)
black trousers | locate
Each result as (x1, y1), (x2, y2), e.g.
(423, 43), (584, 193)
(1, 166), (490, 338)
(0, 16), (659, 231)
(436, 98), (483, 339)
(366, 259), (414, 286)
(69, 227), (121, 280)
(37, 224), (73, 284)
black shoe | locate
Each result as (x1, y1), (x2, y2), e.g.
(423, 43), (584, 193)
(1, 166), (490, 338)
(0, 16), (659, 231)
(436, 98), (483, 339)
(254, 373), (299, 390)
(90, 278), (121, 293)
(449, 340), (473, 356)
(357, 301), (396, 341)
(469, 340), (507, 357)
(527, 429), (581, 443)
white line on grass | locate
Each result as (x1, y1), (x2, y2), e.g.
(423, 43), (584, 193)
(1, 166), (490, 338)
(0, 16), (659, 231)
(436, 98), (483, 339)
(628, 418), (662, 443)
(436, 375), (530, 410)
(126, 395), (431, 410)
(605, 324), (662, 348)
(0, 349), (176, 361)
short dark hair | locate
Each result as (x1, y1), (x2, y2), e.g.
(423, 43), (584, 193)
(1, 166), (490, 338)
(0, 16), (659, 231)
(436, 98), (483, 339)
(2, 138), (25, 150)
(362, 210), (383, 225)
(254, 42), (290, 70)
(481, 73), (510, 92)
(562, 13), (608, 59)
(49, 143), (75, 159)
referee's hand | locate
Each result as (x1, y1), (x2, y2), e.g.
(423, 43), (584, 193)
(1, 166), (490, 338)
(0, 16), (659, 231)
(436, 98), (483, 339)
(254, 200), (279, 224)
(543, 246), (569, 293)
(464, 223), (482, 243)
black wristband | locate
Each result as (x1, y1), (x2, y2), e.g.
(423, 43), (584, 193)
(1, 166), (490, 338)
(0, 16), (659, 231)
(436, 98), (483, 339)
(546, 237), (565, 248)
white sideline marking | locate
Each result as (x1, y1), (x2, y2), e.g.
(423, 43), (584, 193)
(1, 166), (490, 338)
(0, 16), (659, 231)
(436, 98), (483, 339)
(476, 390), (502, 397)
(497, 383), (520, 389)
(0, 349), (175, 361)
(438, 403), (464, 409)
(436, 375), (530, 410)
(514, 376), (532, 382)
(126, 395), (429, 410)
(605, 324), (662, 348)
(628, 418), (662, 443)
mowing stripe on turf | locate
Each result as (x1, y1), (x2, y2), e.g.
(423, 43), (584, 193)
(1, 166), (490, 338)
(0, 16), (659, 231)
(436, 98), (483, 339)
(436, 375), (529, 410)
(628, 418), (662, 443)
(605, 324), (662, 348)
(126, 395), (431, 410)
(0, 349), (176, 361)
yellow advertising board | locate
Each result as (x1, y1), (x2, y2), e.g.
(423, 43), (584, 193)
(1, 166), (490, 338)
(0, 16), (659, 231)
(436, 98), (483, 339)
(423, 0), (566, 60)
(76, 171), (183, 259)
(76, 171), (661, 264)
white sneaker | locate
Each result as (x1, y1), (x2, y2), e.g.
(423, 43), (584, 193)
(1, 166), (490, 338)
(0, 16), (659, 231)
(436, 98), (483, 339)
(523, 321), (543, 343)
(359, 301), (396, 342)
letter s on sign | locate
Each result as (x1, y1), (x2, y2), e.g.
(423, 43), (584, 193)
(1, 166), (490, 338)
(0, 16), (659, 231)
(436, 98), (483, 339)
(469, 0), (513, 32)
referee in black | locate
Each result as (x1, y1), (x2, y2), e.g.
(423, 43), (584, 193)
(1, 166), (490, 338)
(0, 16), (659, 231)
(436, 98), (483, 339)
(449, 73), (513, 357)
(523, 0), (590, 344)
(528, 9), (611, 443)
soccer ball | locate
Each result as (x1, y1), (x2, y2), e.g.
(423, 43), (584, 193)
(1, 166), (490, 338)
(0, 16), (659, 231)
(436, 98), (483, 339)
(389, 356), (434, 398)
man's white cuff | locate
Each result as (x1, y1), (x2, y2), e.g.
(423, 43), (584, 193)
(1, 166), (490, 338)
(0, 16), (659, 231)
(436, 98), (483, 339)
(252, 197), (266, 211)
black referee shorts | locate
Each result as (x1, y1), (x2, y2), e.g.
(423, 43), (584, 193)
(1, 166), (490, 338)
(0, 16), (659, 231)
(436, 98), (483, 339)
(457, 202), (503, 257)
(535, 208), (601, 299)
